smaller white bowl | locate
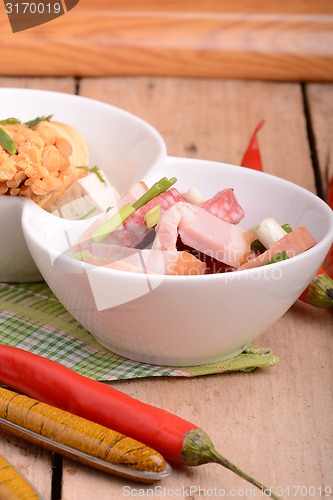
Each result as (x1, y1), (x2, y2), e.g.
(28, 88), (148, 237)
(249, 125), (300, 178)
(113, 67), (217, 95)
(0, 88), (166, 282)
(22, 157), (333, 366)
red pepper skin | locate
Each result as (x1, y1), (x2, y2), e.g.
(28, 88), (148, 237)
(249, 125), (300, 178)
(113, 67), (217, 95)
(0, 344), (194, 465)
(324, 176), (333, 279)
(240, 119), (265, 171)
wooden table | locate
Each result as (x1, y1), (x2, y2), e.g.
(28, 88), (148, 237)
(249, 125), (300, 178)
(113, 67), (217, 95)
(0, 76), (332, 500)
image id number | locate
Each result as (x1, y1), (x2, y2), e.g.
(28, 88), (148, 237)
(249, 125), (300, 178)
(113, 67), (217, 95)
(274, 485), (332, 497)
(6, 2), (62, 15)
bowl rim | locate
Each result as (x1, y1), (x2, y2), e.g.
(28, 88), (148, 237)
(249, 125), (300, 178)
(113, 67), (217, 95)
(0, 86), (167, 159)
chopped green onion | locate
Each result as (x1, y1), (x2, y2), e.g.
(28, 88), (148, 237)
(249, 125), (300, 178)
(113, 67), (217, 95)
(79, 207), (97, 220)
(264, 251), (289, 266)
(144, 204), (161, 228)
(0, 127), (16, 154)
(91, 203), (135, 243)
(132, 177), (177, 210)
(77, 165), (106, 184)
(69, 250), (91, 261)
(251, 239), (266, 252)
(25, 115), (53, 128)
(254, 217), (287, 249)
(0, 117), (21, 125)
(281, 223), (293, 233)
(90, 177), (176, 243)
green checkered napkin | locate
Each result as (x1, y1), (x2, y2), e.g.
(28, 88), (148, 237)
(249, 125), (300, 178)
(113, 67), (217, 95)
(0, 282), (279, 381)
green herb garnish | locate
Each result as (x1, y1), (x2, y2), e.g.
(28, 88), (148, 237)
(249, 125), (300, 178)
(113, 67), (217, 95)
(0, 117), (21, 125)
(25, 114), (53, 128)
(0, 127), (16, 154)
(79, 207), (97, 220)
(281, 223), (293, 233)
(77, 165), (106, 184)
(264, 251), (289, 266)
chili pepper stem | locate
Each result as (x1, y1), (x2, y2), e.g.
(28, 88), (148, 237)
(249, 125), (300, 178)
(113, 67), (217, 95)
(303, 273), (333, 308)
(182, 429), (280, 500)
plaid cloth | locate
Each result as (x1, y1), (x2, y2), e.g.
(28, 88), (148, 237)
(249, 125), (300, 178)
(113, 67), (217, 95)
(0, 282), (279, 381)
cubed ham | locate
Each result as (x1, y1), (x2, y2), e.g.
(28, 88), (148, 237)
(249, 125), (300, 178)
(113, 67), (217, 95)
(201, 188), (244, 224)
(238, 226), (316, 270)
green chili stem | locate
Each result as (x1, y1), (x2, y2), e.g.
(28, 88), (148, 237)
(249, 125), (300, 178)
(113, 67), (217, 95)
(91, 203), (135, 243)
(182, 429), (280, 500)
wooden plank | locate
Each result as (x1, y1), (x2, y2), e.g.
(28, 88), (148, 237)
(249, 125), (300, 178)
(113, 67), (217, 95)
(0, 2), (332, 80)
(80, 77), (316, 191)
(58, 77), (333, 499)
(0, 76), (76, 93)
(305, 83), (333, 198)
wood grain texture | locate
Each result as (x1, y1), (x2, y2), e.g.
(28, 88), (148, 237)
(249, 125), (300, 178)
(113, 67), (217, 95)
(306, 84), (333, 197)
(0, 1), (332, 80)
(80, 77), (316, 191)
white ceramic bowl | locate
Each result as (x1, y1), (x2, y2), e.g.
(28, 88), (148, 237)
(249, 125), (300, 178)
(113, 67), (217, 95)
(22, 156), (333, 366)
(0, 88), (166, 282)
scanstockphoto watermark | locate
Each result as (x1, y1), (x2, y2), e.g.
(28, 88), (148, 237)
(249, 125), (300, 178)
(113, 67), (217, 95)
(122, 485), (259, 497)
(123, 484), (333, 498)
(3, 0), (80, 32)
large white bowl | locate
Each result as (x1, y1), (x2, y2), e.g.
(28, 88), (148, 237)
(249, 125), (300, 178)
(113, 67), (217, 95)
(0, 88), (166, 282)
(22, 156), (333, 366)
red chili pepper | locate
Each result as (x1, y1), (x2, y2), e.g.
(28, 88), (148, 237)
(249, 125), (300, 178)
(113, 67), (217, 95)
(324, 176), (333, 279)
(0, 345), (279, 499)
(240, 119), (265, 171)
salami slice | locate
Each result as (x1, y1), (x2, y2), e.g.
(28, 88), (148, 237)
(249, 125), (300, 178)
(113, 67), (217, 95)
(201, 188), (244, 224)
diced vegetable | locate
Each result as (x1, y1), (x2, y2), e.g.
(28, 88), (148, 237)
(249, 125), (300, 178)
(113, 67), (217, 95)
(144, 204), (161, 228)
(254, 217), (287, 249)
(182, 185), (206, 205)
